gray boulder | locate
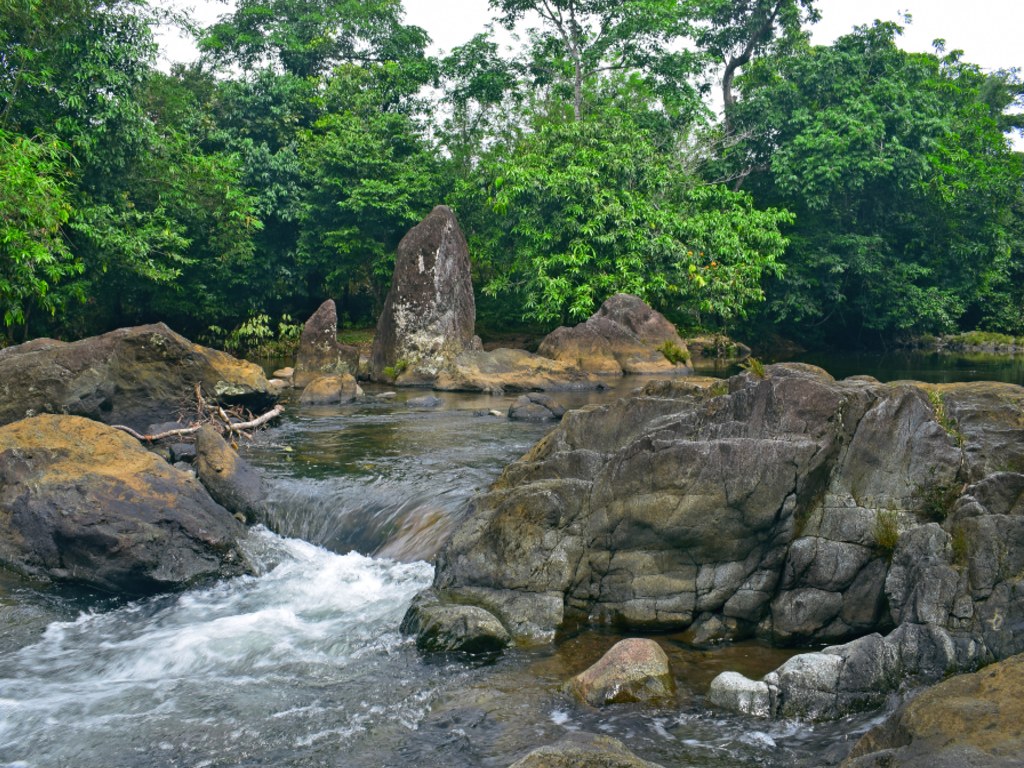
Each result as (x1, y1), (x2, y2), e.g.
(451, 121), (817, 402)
(0, 323), (274, 431)
(0, 415), (251, 595)
(370, 206), (478, 384)
(293, 299), (360, 388)
(508, 393), (566, 421)
(399, 590), (510, 654)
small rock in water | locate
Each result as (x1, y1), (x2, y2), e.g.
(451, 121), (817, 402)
(707, 671), (771, 718)
(568, 638), (675, 707)
(407, 395), (443, 409)
(508, 732), (666, 767)
(507, 393), (566, 421)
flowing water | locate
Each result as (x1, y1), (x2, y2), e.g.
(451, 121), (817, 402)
(9, 362), (1017, 767)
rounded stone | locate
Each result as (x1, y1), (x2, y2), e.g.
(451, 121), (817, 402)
(569, 638), (676, 707)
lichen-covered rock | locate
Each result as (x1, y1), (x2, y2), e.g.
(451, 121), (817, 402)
(568, 638), (675, 707)
(370, 206), (477, 384)
(195, 425), (269, 524)
(537, 294), (691, 376)
(412, 365), (1024, 719)
(399, 589), (510, 654)
(0, 415), (251, 595)
(842, 652), (1024, 768)
(294, 299), (359, 387)
(298, 374), (362, 405)
(0, 323), (274, 431)
(508, 732), (666, 768)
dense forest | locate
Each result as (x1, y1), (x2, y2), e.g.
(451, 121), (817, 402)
(2, 0), (1022, 351)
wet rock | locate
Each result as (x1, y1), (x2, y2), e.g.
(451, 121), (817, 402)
(435, 348), (605, 392)
(508, 732), (666, 768)
(707, 671), (771, 718)
(0, 415), (250, 595)
(298, 373), (363, 405)
(508, 393), (566, 421)
(569, 638), (675, 707)
(843, 652), (1024, 768)
(407, 395), (443, 409)
(370, 206), (477, 384)
(537, 294), (691, 376)
(194, 425), (269, 525)
(399, 590), (510, 654)
(169, 442), (197, 464)
(294, 300), (359, 387)
(0, 323), (274, 431)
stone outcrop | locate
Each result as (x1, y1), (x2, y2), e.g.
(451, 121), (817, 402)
(434, 348), (604, 393)
(405, 365), (1024, 720)
(508, 732), (665, 768)
(298, 373), (363, 405)
(195, 425), (269, 525)
(370, 206), (478, 384)
(294, 299), (359, 388)
(842, 652), (1024, 767)
(568, 638), (675, 707)
(0, 415), (251, 595)
(0, 323), (274, 431)
(537, 294), (691, 376)
(399, 590), (510, 654)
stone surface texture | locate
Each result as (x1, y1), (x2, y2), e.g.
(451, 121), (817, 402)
(0, 323), (273, 431)
(370, 206), (478, 384)
(508, 393), (566, 421)
(537, 293), (691, 376)
(399, 590), (510, 654)
(0, 415), (250, 594)
(407, 365), (1024, 719)
(294, 299), (358, 387)
(569, 638), (676, 707)
(842, 652), (1024, 768)
(434, 348), (604, 393)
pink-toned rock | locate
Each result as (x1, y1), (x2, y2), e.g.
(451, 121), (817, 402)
(569, 638), (676, 707)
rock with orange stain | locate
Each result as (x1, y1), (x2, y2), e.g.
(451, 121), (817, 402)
(0, 414), (251, 595)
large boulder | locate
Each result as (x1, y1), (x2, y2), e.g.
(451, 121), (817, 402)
(0, 415), (251, 595)
(842, 652), (1024, 768)
(370, 206), (478, 384)
(293, 299), (359, 388)
(0, 323), (274, 431)
(408, 365), (1024, 720)
(537, 294), (691, 376)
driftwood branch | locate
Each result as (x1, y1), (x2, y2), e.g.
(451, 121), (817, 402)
(112, 404), (285, 443)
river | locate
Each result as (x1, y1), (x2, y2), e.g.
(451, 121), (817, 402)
(2, 353), (1020, 767)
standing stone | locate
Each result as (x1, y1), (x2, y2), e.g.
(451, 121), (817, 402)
(295, 299), (359, 388)
(370, 206), (478, 384)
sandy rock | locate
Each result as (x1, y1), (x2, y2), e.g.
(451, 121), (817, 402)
(298, 374), (362, 405)
(435, 348), (605, 392)
(568, 638), (675, 707)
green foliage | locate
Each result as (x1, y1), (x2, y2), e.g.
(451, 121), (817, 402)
(205, 312), (302, 358)
(873, 509), (900, 555)
(740, 356), (766, 378)
(0, 131), (82, 337)
(729, 21), (1024, 344)
(658, 341), (691, 366)
(382, 359), (408, 382)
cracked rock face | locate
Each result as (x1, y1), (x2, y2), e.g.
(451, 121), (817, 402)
(370, 206), (477, 384)
(408, 365), (1024, 719)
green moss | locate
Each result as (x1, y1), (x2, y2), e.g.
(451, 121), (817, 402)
(658, 340), (691, 366)
(950, 525), (970, 567)
(947, 331), (1022, 347)
(708, 381), (729, 398)
(382, 358), (409, 381)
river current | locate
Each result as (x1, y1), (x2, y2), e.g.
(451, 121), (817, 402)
(7, 352), (1018, 767)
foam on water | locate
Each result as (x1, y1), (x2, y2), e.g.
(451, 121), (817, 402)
(0, 527), (433, 768)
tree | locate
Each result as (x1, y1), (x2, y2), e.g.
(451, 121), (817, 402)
(468, 102), (791, 326)
(728, 22), (1024, 343)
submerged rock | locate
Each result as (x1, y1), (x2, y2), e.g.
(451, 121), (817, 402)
(0, 415), (251, 595)
(508, 732), (666, 768)
(537, 293), (691, 376)
(0, 323), (274, 431)
(568, 638), (675, 707)
(294, 299), (359, 387)
(370, 206), (478, 384)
